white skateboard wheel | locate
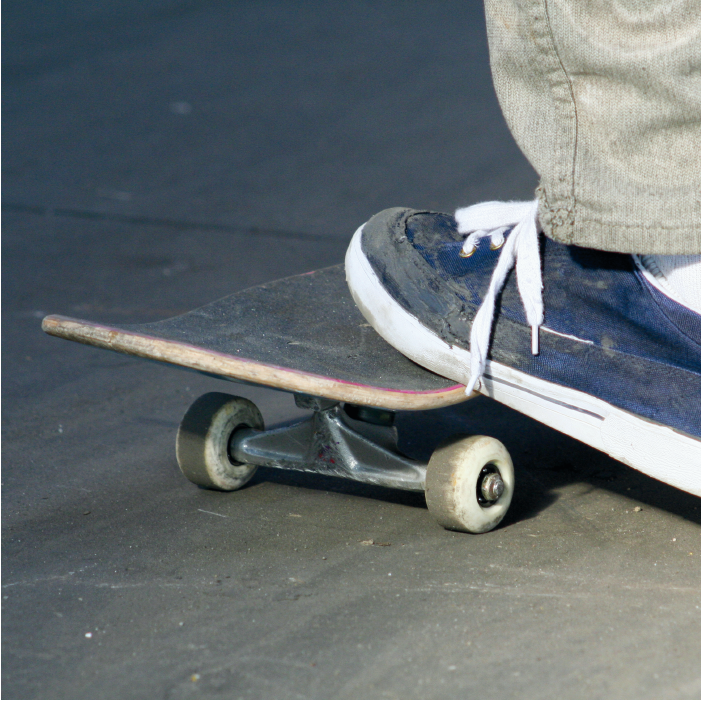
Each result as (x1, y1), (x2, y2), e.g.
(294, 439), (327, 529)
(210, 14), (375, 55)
(425, 435), (514, 533)
(176, 392), (264, 491)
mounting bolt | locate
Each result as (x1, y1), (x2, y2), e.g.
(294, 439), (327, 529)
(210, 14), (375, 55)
(480, 472), (505, 502)
(294, 394), (338, 412)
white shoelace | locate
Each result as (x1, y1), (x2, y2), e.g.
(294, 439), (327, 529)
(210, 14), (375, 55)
(454, 199), (543, 395)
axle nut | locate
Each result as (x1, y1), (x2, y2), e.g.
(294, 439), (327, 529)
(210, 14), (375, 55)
(481, 472), (505, 502)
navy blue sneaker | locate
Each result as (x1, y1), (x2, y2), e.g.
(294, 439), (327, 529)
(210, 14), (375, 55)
(345, 203), (701, 496)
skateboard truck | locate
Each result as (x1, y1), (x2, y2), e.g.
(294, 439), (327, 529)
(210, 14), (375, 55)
(176, 391), (514, 534)
(228, 394), (426, 492)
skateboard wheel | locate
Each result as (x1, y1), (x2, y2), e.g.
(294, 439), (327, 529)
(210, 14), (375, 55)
(425, 435), (514, 534)
(176, 392), (264, 491)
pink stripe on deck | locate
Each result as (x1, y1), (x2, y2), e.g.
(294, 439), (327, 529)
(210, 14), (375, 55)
(51, 317), (465, 396)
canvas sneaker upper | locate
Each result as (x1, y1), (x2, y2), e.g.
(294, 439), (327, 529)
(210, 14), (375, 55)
(353, 207), (701, 441)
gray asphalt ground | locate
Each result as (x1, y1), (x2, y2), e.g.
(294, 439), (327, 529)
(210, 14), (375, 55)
(3, 2), (700, 699)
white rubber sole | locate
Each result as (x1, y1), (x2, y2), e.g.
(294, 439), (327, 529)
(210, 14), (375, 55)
(346, 224), (701, 497)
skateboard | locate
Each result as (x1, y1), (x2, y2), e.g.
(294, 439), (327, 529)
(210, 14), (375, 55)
(42, 264), (515, 533)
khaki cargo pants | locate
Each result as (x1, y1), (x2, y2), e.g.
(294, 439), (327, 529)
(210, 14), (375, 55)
(485, 0), (701, 254)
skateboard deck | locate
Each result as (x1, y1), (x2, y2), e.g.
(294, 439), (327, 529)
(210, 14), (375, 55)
(42, 265), (468, 411)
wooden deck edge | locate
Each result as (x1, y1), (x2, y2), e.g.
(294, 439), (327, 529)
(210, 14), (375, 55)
(42, 315), (470, 411)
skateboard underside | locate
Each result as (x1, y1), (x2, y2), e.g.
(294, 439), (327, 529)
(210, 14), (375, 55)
(42, 265), (467, 410)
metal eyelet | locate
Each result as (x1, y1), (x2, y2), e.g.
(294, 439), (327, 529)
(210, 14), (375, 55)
(459, 247), (475, 258)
